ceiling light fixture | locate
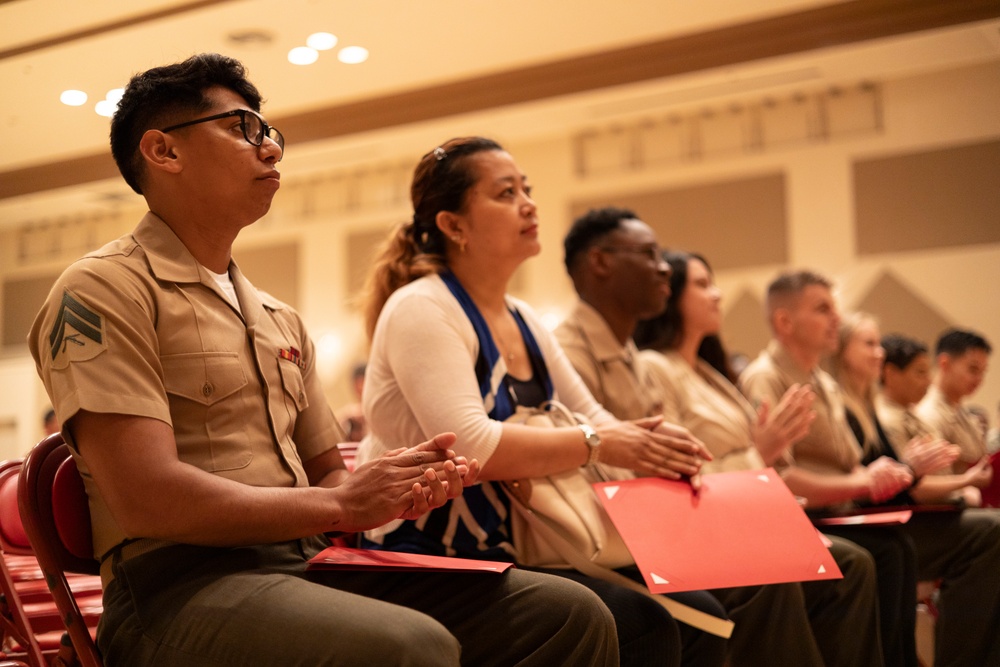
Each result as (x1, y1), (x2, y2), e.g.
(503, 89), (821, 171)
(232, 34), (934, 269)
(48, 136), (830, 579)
(60, 90), (88, 106)
(307, 32), (337, 51)
(338, 46), (369, 65)
(95, 100), (116, 117)
(94, 89), (125, 118)
(288, 46), (319, 65)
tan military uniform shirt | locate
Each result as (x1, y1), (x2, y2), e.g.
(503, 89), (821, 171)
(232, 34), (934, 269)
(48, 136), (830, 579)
(642, 350), (767, 474)
(29, 213), (340, 558)
(739, 340), (861, 477)
(874, 393), (933, 456)
(916, 385), (987, 471)
(553, 300), (664, 421)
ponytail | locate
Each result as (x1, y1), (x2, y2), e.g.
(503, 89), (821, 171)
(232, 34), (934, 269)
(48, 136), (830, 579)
(362, 216), (447, 340)
(361, 136), (504, 341)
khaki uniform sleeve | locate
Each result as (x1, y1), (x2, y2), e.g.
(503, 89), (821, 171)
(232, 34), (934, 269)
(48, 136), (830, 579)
(29, 258), (171, 430)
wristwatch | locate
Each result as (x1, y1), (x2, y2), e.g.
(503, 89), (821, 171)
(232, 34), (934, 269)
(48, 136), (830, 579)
(578, 424), (601, 466)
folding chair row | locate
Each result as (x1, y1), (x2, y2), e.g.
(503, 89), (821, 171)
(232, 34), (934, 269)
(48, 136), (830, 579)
(0, 449), (103, 667)
(18, 436), (104, 667)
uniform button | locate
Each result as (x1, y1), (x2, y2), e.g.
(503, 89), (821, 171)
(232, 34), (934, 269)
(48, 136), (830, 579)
(298, 391), (305, 402)
(202, 382), (214, 397)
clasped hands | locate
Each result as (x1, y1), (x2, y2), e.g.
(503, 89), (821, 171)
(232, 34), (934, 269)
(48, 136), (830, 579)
(338, 433), (480, 531)
(595, 416), (713, 490)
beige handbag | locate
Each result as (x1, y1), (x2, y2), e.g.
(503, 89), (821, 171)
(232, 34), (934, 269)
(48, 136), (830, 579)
(502, 401), (735, 638)
(502, 401), (635, 570)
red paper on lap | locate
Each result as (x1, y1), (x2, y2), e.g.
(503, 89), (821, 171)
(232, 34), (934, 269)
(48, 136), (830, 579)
(815, 510), (913, 526)
(594, 468), (842, 593)
(307, 546), (514, 573)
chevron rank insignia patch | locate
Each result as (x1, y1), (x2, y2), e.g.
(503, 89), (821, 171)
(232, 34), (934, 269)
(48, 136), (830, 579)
(49, 289), (108, 368)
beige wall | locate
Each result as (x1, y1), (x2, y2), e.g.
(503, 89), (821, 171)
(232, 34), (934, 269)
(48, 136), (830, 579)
(2, 60), (998, 460)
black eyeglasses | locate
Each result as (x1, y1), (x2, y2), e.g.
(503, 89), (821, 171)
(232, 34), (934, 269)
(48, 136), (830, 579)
(160, 109), (284, 160)
(599, 245), (663, 263)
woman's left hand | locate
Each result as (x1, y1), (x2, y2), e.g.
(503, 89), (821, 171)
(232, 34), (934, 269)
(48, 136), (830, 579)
(598, 415), (712, 481)
(379, 436), (481, 520)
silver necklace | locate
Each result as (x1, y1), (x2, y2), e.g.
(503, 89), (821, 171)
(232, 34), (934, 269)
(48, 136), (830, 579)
(486, 311), (516, 361)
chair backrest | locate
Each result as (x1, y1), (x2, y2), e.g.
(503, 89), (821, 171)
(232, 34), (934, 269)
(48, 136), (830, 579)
(0, 463), (31, 555)
(0, 461), (48, 666)
(18, 433), (103, 667)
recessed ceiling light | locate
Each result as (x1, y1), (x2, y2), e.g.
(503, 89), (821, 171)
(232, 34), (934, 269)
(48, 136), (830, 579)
(307, 32), (337, 51)
(338, 46), (369, 65)
(60, 90), (88, 106)
(95, 99), (116, 117)
(106, 88), (125, 104)
(288, 46), (319, 66)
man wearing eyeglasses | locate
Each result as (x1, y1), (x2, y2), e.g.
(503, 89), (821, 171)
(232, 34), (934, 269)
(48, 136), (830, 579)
(28, 53), (618, 667)
(555, 207), (883, 667)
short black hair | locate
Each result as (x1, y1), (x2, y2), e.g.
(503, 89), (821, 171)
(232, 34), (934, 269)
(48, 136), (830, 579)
(935, 328), (992, 357)
(110, 53), (264, 195)
(881, 334), (928, 373)
(563, 206), (638, 274)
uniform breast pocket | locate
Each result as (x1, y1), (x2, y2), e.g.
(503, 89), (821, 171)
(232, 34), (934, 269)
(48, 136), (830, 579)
(278, 359), (308, 412)
(161, 352), (253, 471)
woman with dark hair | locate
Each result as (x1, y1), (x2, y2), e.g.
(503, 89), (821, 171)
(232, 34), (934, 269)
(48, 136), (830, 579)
(358, 137), (726, 667)
(633, 251), (815, 473)
(633, 251), (890, 667)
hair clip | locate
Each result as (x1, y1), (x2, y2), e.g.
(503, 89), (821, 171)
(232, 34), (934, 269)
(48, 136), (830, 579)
(433, 147), (447, 161)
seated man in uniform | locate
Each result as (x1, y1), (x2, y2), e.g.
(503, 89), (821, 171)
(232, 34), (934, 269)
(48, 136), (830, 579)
(877, 334), (990, 506)
(28, 53), (618, 667)
(916, 328), (993, 473)
(554, 207), (881, 667)
(740, 271), (1000, 667)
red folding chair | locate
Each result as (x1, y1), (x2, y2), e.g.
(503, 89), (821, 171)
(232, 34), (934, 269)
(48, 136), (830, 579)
(980, 452), (1000, 508)
(0, 461), (89, 666)
(18, 435), (103, 667)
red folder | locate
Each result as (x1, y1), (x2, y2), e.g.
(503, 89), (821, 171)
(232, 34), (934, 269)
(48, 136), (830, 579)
(815, 510), (912, 526)
(594, 468), (842, 593)
(307, 546), (514, 574)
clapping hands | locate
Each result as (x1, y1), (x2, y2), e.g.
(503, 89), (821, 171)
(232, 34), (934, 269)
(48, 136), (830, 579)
(866, 456), (914, 503)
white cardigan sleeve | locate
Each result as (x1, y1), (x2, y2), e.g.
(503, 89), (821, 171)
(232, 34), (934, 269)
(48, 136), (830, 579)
(359, 276), (505, 467)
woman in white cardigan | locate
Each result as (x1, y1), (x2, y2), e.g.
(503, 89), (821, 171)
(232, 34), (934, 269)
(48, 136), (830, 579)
(357, 137), (724, 667)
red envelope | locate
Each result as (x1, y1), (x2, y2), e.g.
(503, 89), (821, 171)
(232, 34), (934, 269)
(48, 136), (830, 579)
(307, 546), (514, 574)
(594, 468), (842, 593)
(815, 510), (912, 526)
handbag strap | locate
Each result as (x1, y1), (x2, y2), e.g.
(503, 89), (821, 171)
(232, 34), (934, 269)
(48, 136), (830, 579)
(506, 484), (735, 639)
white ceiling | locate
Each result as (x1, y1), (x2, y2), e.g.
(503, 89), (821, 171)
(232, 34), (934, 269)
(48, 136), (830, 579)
(2, 0), (999, 227)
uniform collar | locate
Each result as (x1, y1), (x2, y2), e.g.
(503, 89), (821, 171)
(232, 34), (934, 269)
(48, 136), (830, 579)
(133, 212), (205, 283)
(925, 385), (952, 411)
(132, 212), (285, 322)
(766, 339), (814, 385)
(569, 300), (638, 366)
